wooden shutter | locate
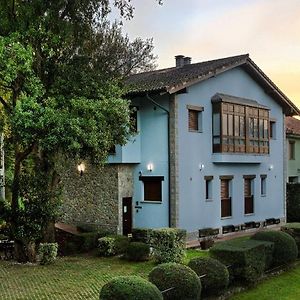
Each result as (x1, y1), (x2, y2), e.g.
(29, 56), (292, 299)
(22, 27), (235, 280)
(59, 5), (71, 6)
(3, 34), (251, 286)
(244, 178), (254, 214)
(221, 179), (231, 217)
(188, 110), (198, 131)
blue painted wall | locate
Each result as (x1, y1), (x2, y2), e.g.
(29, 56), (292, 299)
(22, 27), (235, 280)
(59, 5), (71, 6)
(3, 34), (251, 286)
(130, 95), (170, 228)
(177, 67), (285, 232)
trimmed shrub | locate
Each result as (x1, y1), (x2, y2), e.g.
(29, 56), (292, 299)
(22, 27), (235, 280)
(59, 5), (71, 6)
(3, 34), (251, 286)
(149, 263), (201, 300)
(38, 243), (58, 265)
(125, 242), (150, 261)
(188, 257), (229, 295)
(132, 228), (153, 244)
(210, 239), (274, 283)
(98, 235), (129, 256)
(287, 183), (300, 222)
(150, 228), (186, 263)
(281, 223), (300, 256)
(78, 232), (102, 252)
(251, 230), (298, 267)
(99, 275), (163, 300)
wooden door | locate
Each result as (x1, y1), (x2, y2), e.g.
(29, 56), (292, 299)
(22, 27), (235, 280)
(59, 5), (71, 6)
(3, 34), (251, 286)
(122, 197), (132, 236)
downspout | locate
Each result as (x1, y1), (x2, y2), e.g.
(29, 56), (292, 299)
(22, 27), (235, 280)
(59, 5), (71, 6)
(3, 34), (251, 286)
(146, 93), (172, 227)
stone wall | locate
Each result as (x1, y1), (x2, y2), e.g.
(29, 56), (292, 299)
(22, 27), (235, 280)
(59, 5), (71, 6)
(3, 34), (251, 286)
(57, 158), (134, 234)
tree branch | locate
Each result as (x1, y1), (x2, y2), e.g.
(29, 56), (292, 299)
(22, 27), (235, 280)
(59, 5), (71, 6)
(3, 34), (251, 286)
(0, 95), (11, 113)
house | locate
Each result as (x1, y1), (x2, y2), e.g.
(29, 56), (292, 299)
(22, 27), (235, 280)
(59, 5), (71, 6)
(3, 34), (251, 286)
(286, 117), (300, 183)
(59, 54), (299, 239)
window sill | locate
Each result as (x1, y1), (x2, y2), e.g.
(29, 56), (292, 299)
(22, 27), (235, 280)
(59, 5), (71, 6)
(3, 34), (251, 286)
(221, 216), (232, 220)
(244, 213), (255, 216)
(205, 198), (213, 202)
(261, 194), (266, 197)
(141, 201), (162, 204)
(188, 129), (203, 133)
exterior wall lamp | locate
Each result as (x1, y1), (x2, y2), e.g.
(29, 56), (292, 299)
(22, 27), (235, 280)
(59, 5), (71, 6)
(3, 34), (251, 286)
(199, 163), (205, 171)
(77, 162), (86, 176)
(147, 163), (153, 172)
(269, 164), (274, 171)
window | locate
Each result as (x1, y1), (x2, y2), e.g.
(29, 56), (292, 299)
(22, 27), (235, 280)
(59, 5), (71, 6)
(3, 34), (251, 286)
(260, 175), (267, 196)
(139, 176), (164, 202)
(270, 120), (276, 139)
(244, 175), (255, 214)
(289, 141), (295, 160)
(212, 94), (269, 154)
(130, 106), (138, 132)
(187, 105), (203, 132)
(205, 176), (213, 200)
(220, 176), (233, 218)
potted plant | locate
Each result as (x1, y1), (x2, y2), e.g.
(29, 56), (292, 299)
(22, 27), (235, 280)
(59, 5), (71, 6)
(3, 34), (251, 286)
(198, 228), (219, 250)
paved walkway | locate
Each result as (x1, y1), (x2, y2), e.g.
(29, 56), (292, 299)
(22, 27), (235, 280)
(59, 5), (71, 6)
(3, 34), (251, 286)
(186, 224), (281, 249)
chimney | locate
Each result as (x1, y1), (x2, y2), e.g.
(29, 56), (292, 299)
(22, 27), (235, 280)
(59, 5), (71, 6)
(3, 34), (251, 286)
(184, 57), (191, 65)
(175, 55), (185, 67)
(175, 55), (192, 67)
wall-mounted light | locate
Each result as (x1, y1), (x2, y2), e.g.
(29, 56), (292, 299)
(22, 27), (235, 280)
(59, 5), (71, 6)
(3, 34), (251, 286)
(269, 164), (274, 171)
(77, 162), (85, 176)
(147, 163), (153, 172)
(199, 163), (205, 171)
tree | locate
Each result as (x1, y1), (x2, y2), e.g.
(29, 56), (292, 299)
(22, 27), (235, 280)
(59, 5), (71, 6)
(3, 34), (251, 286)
(0, 1), (159, 262)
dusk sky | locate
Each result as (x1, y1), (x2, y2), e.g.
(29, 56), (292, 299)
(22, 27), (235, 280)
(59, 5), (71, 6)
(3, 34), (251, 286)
(120, 0), (300, 108)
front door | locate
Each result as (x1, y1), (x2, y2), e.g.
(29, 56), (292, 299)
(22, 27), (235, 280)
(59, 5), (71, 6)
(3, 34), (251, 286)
(122, 197), (132, 236)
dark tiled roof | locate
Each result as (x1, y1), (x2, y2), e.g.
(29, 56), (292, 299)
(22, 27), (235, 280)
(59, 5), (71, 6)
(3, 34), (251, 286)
(125, 54), (249, 94)
(125, 54), (300, 116)
(286, 117), (300, 136)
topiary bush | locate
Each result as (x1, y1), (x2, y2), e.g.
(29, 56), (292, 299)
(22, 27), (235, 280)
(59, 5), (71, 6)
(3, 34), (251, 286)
(150, 228), (186, 263)
(210, 238), (274, 283)
(99, 276), (163, 300)
(98, 235), (129, 256)
(251, 230), (298, 267)
(281, 223), (300, 257)
(38, 243), (58, 265)
(148, 263), (201, 300)
(188, 257), (229, 295)
(125, 242), (150, 261)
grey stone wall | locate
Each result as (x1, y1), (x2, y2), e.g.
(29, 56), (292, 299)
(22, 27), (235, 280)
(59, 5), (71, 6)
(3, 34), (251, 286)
(57, 158), (134, 233)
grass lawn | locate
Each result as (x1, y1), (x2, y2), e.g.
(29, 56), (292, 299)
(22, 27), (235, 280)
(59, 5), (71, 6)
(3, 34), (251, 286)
(0, 249), (207, 300)
(231, 261), (300, 300)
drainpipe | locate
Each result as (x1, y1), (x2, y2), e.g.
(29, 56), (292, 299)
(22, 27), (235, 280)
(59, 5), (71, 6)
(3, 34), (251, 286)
(146, 93), (172, 228)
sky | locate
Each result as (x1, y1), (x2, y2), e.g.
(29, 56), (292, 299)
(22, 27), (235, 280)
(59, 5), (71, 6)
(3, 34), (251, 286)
(119, 0), (300, 108)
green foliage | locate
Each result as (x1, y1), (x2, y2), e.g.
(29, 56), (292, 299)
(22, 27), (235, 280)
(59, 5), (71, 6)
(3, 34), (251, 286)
(99, 275), (163, 300)
(38, 243), (58, 265)
(281, 223), (300, 256)
(132, 228), (153, 244)
(98, 235), (129, 257)
(210, 239), (274, 284)
(188, 257), (229, 295)
(150, 228), (186, 263)
(125, 242), (150, 262)
(287, 183), (300, 222)
(78, 232), (103, 252)
(149, 263), (201, 300)
(251, 231), (298, 267)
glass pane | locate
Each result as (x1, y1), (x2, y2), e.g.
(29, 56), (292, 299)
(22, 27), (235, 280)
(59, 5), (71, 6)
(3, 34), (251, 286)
(249, 118), (254, 137)
(228, 115), (233, 136)
(264, 120), (268, 138)
(213, 113), (220, 135)
(254, 118), (258, 138)
(259, 119), (264, 138)
(234, 115), (239, 136)
(240, 116), (245, 137)
(222, 114), (228, 135)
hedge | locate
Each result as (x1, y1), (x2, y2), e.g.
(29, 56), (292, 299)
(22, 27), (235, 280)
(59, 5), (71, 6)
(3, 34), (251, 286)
(281, 223), (300, 256)
(98, 235), (129, 256)
(287, 183), (300, 222)
(188, 257), (229, 295)
(210, 238), (274, 283)
(149, 263), (201, 300)
(251, 230), (298, 267)
(125, 242), (150, 261)
(132, 228), (153, 244)
(150, 228), (186, 263)
(100, 276), (163, 300)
